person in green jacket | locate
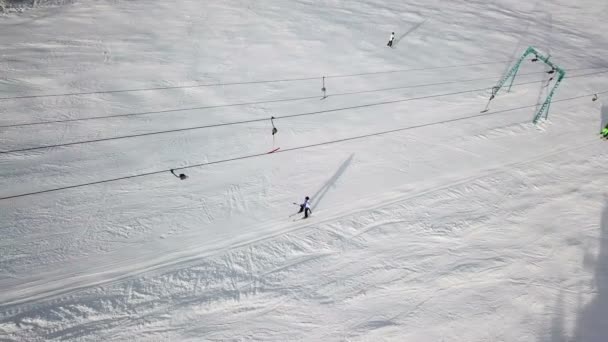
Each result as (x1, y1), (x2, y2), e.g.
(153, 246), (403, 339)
(602, 124), (608, 138)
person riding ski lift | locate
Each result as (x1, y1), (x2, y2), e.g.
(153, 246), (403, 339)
(298, 196), (312, 218)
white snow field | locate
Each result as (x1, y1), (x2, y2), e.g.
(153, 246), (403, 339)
(1, 0), (608, 340)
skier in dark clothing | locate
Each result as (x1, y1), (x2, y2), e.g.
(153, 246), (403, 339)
(387, 32), (395, 47)
(297, 196), (312, 218)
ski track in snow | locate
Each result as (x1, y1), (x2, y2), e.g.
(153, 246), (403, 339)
(1, 0), (608, 340)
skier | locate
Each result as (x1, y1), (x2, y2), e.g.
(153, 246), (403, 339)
(601, 123), (608, 139)
(387, 32), (395, 47)
(297, 196), (312, 218)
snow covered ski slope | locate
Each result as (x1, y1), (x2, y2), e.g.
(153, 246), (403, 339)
(1, 0), (608, 340)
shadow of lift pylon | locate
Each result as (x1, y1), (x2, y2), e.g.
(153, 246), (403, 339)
(481, 46), (566, 124)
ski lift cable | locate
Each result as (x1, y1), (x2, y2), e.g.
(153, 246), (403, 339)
(0, 60), (524, 101)
(1, 70), (606, 155)
(0, 89), (605, 201)
(2, 66), (602, 128)
(0, 71), (608, 154)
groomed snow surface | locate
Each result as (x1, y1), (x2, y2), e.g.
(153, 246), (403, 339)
(1, 0), (608, 340)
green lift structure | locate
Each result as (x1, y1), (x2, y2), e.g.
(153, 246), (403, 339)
(483, 46), (566, 124)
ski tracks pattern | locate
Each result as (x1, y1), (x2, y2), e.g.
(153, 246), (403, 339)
(1, 140), (605, 341)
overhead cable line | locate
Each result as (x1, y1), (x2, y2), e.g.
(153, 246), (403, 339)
(1, 89), (605, 201)
(0, 53), (594, 102)
(0, 59), (536, 101)
(1, 70), (606, 155)
(2, 67), (600, 128)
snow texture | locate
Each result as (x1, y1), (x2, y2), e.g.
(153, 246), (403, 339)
(1, 0), (607, 341)
(0, 0), (74, 13)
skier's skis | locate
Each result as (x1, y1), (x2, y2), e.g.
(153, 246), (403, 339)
(289, 204), (301, 218)
(292, 216), (311, 222)
(268, 147), (280, 154)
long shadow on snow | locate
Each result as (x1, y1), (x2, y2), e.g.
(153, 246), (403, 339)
(310, 154), (354, 211)
(571, 198), (608, 341)
(392, 19), (427, 48)
(538, 199), (608, 341)
(538, 290), (567, 342)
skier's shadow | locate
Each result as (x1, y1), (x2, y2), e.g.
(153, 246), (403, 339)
(392, 19), (427, 48)
(311, 154), (354, 211)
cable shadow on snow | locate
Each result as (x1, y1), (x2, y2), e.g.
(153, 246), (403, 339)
(570, 197), (608, 342)
(310, 154), (354, 211)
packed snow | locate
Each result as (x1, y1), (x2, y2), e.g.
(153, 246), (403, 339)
(1, 0), (607, 340)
